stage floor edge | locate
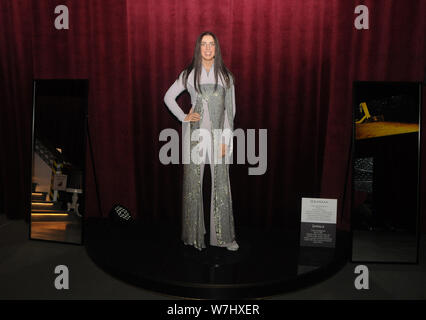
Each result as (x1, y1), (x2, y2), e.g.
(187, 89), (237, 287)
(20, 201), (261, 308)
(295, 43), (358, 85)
(84, 218), (350, 299)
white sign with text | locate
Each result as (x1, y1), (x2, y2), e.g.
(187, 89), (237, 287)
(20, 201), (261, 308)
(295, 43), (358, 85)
(300, 198), (338, 248)
(301, 198), (337, 224)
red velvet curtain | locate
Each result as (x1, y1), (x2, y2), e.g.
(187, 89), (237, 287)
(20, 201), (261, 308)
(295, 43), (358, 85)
(0, 0), (425, 232)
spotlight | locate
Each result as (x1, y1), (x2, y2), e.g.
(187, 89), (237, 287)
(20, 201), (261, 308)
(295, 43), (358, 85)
(109, 204), (133, 225)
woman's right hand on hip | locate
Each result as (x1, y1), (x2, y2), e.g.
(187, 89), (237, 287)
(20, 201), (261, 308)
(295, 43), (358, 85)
(184, 107), (200, 122)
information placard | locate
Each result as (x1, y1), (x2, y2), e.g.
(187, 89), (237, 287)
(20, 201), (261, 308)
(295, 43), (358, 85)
(300, 198), (337, 248)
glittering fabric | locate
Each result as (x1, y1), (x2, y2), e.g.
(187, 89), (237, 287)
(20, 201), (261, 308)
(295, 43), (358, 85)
(181, 83), (235, 250)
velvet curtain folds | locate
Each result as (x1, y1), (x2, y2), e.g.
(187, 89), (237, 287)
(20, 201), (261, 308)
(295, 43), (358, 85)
(0, 0), (425, 232)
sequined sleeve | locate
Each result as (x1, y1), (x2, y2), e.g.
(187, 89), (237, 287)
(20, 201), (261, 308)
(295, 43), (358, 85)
(222, 80), (236, 146)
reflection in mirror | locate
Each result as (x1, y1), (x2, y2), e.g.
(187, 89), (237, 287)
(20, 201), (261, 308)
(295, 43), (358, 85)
(352, 82), (421, 263)
(31, 79), (88, 244)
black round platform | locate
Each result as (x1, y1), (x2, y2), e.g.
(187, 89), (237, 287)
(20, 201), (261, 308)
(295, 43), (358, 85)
(84, 218), (350, 299)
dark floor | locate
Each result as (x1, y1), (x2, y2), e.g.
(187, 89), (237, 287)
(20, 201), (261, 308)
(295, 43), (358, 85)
(0, 215), (425, 300)
(352, 229), (418, 262)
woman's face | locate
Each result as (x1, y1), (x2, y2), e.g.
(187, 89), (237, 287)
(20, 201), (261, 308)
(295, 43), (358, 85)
(200, 35), (216, 62)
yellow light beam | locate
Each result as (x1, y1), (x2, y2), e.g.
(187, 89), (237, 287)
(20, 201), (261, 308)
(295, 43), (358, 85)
(31, 213), (68, 216)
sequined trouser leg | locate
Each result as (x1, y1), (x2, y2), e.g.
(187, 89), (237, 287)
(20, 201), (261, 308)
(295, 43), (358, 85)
(199, 143), (220, 246)
(198, 97), (219, 246)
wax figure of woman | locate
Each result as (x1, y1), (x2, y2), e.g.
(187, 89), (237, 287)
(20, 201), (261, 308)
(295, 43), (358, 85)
(164, 31), (238, 251)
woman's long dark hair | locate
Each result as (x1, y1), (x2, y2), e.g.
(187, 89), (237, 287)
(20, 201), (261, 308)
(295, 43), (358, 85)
(181, 31), (233, 93)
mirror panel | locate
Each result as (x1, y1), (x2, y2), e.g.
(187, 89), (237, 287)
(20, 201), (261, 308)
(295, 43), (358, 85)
(352, 81), (421, 263)
(31, 79), (88, 244)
